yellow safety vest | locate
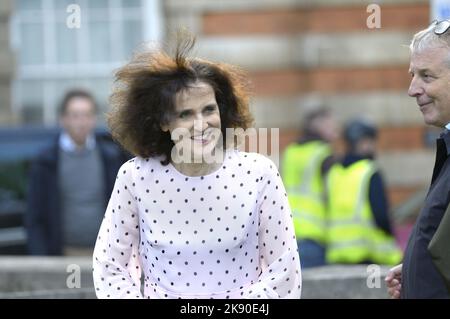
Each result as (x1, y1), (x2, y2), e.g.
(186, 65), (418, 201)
(282, 141), (331, 243)
(325, 160), (403, 265)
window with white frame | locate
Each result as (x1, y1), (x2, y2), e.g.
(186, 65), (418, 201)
(11, 0), (162, 125)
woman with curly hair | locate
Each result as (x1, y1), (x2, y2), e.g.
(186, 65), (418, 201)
(92, 35), (301, 299)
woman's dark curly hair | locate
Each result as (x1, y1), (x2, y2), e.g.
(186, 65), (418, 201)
(107, 34), (254, 165)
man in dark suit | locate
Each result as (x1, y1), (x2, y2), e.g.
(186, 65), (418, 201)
(385, 20), (450, 299)
(26, 89), (126, 255)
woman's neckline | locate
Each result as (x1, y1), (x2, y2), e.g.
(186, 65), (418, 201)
(168, 150), (232, 178)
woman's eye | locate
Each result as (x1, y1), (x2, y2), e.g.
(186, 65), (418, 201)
(179, 111), (190, 119)
(204, 106), (216, 113)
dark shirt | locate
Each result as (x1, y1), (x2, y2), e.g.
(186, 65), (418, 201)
(341, 154), (393, 235)
(401, 130), (450, 299)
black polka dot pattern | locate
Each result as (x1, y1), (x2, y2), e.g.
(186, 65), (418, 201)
(93, 151), (301, 299)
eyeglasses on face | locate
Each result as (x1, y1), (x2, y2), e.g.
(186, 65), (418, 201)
(432, 19), (450, 35)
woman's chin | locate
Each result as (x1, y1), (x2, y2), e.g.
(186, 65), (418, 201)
(192, 145), (223, 163)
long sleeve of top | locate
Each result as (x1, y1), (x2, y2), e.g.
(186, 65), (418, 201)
(93, 162), (143, 299)
(243, 155), (302, 298)
(93, 151), (301, 299)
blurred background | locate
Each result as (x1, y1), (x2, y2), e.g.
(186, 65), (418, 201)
(0, 0), (447, 298)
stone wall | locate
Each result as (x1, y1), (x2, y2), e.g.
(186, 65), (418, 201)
(0, 257), (390, 299)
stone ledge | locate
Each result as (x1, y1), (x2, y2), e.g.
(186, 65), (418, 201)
(302, 265), (390, 299)
(0, 257), (93, 292)
(0, 257), (392, 299)
(0, 288), (96, 299)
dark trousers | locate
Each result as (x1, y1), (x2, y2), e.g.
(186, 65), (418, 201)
(298, 239), (326, 268)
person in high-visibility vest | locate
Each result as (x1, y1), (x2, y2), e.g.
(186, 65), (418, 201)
(326, 119), (402, 266)
(282, 107), (339, 268)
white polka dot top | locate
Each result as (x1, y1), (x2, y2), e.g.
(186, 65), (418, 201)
(93, 150), (301, 299)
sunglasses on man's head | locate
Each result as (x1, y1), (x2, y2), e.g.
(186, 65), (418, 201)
(433, 19), (450, 35)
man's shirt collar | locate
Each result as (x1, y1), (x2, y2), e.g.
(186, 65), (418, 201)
(59, 131), (96, 153)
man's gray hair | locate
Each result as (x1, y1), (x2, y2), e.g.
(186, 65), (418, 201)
(410, 21), (450, 54)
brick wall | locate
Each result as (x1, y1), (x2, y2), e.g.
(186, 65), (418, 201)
(164, 0), (434, 208)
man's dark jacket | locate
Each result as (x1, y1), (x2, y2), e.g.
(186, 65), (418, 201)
(401, 130), (450, 298)
(25, 135), (127, 255)
(428, 203), (450, 293)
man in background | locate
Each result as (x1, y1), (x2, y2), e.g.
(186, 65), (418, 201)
(282, 107), (338, 268)
(326, 119), (402, 266)
(26, 89), (126, 255)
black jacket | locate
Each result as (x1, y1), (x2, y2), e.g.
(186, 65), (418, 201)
(25, 135), (126, 255)
(401, 130), (450, 298)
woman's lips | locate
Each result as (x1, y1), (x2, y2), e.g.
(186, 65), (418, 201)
(191, 133), (211, 145)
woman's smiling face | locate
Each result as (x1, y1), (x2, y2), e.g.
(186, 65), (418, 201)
(162, 81), (222, 163)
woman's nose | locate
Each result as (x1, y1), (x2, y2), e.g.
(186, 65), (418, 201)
(193, 118), (208, 132)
